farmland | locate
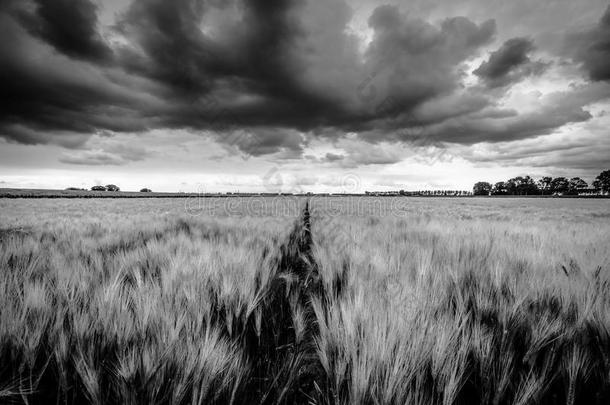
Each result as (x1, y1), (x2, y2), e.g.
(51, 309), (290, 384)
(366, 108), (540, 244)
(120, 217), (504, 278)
(0, 197), (609, 404)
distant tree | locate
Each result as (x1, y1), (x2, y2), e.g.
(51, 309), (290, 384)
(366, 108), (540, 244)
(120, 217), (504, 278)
(505, 178), (519, 195)
(492, 181), (507, 195)
(105, 184), (120, 192)
(505, 176), (538, 195)
(538, 177), (553, 195)
(140, 188), (152, 193)
(91, 185), (106, 191)
(568, 177), (588, 194)
(550, 177), (569, 194)
(521, 176), (539, 195)
(473, 182), (492, 195)
(65, 187), (84, 191)
(594, 170), (610, 194)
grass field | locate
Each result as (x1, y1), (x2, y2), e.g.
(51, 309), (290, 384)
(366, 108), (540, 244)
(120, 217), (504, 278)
(0, 197), (609, 404)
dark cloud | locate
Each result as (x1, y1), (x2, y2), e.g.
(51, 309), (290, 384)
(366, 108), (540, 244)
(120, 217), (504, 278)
(567, 5), (610, 81)
(225, 128), (306, 156)
(0, 11), (161, 146)
(0, 124), (90, 149)
(359, 7), (496, 117)
(59, 150), (132, 166)
(425, 83), (610, 144)
(9, 0), (112, 62)
(324, 153), (345, 162)
(115, 0), (344, 131)
(58, 135), (152, 166)
(0, 0), (607, 164)
(356, 82), (610, 145)
(475, 38), (533, 78)
(332, 138), (405, 167)
(0, 0), (496, 153)
(474, 37), (548, 87)
(465, 135), (610, 171)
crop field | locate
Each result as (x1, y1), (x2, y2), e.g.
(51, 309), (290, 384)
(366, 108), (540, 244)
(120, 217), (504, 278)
(1, 197), (609, 404)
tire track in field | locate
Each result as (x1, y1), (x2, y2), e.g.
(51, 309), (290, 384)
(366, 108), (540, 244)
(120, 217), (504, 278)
(243, 200), (325, 405)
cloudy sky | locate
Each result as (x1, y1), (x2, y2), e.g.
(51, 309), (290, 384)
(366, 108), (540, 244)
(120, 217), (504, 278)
(0, 0), (609, 192)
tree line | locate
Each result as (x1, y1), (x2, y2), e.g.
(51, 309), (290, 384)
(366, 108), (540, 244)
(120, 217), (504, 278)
(65, 185), (152, 192)
(473, 170), (610, 196)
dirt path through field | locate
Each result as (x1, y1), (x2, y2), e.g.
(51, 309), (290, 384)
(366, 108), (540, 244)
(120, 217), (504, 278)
(241, 200), (326, 404)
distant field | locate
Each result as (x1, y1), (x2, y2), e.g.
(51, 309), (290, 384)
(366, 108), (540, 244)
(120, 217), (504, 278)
(1, 197), (609, 404)
(1, 187), (608, 199)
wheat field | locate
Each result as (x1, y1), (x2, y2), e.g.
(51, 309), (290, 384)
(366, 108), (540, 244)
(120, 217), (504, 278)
(0, 197), (609, 404)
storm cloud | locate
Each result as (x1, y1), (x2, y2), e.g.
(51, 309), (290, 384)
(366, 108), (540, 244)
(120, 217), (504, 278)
(9, 0), (112, 62)
(567, 5), (610, 81)
(0, 0), (609, 170)
(474, 37), (548, 87)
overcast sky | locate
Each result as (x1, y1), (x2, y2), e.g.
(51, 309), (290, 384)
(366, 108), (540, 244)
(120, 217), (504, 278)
(0, 0), (609, 192)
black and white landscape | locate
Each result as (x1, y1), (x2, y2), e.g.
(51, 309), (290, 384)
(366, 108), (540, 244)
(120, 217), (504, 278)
(0, 0), (610, 404)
